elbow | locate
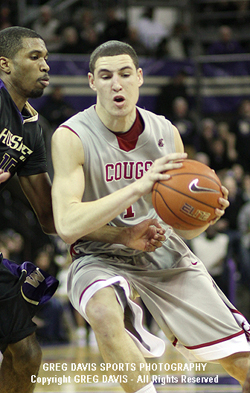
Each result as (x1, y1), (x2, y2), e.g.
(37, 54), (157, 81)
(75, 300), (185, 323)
(57, 229), (75, 245)
(55, 224), (79, 245)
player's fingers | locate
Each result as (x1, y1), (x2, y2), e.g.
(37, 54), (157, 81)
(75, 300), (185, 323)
(218, 197), (230, 210)
(145, 240), (163, 252)
(158, 152), (188, 164)
(0, 171), (10, 183)
(215, 207), (225, 218)
(154, 154), (187, 174)
(149, 234), (166, 246)
(146, 223), (166, 241)
(153, 233), (166, 242)
(209, 207), (226, 225)
(151, 153), (187, 172)
(154, 240), (165, 248)
(220, 185), (229, 200)
(148, 219), (166, 233)
(145, 243), (156, 252)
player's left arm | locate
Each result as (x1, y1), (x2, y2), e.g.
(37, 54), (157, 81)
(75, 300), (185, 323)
(172, 125), (230, 240)
(19, 173), (56, 234)
(173, 125), (185, 154)
(83, 219), (166, 252)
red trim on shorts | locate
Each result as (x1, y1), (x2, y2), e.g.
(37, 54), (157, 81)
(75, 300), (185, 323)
(70, 243), (76, 256)
(184, 329), (245, 350)
(230, 307), (245, 315)
(79, 279), (107, 305)
(70, 239), (82, 257)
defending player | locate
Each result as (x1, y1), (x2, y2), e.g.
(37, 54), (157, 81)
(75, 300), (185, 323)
(51, 40), (250, 393)
(0, 26), (57, 393)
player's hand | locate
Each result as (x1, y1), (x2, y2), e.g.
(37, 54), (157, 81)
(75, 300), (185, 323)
(123, 219), (166, 252)
(136, 152), (187, 196)
(209, 185), (229, 225)
(0, 169), (10, 183)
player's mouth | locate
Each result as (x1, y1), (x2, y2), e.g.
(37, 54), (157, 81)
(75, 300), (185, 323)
(38, 76), (50, 87)
(113, 95), (125, 107)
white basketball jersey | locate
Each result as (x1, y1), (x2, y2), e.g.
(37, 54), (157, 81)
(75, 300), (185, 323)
(62, 105), (175, 227)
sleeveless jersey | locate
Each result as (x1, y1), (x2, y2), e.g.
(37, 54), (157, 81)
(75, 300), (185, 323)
(62, 105), (175, 225)
(0, 79), (47, 192)
(62, 105), (177, 256)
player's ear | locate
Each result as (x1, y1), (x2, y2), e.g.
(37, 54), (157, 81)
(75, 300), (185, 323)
(88, 72), (96, 91)
(0, 57), (11, 74)
(137, 68), (143, 87)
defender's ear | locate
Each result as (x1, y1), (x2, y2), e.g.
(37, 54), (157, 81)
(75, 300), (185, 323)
(0, 57), (11, 74)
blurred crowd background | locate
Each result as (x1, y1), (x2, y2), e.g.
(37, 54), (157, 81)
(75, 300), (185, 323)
(1, 0), (250, 345)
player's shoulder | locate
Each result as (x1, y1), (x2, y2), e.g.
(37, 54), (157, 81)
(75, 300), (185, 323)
(61, 105), (95, 129)
(137, 106), (172, 125)
(137, 106), (174, 139)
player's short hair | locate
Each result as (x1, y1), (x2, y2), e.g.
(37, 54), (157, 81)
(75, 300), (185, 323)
(0, 26), (44, 59)
(89, 40), (139, 73)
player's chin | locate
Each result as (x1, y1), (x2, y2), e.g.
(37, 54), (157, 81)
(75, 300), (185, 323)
(29, 88), (44, 98)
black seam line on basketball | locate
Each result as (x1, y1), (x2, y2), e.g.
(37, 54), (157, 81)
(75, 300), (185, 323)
(154, 189), (203, 227)
(166, 172), (221, 187)
(156, 182), (218, 209)
(154, 188), (204, 227)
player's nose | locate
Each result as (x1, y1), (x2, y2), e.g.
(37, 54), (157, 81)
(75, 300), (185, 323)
(111, 76), (122, 91)
(40, 59), (50, 73)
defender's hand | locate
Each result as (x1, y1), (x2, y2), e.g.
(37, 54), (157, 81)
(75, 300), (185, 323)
(123, 219), (166, 252)
(0, 170), (10, 184)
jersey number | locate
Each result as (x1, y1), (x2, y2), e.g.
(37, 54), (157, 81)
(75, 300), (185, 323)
(0, 153), (17, 171)
(124, 205), (135, 218)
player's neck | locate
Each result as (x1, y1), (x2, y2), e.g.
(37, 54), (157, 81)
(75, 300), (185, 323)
(2, 79), (26, 111)
(96, 105), (137, 133)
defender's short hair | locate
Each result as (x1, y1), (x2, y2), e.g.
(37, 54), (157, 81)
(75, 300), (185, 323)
(89, 40), (139, 73)
(0, 26), (44, 59)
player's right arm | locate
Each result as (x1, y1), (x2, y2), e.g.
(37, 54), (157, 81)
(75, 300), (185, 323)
(51, 127), (186, 244)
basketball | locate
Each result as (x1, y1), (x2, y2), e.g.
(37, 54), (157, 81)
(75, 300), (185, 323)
(152, 159), (223, 230)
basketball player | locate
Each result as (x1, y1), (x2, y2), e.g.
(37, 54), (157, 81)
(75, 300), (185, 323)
(51, 40), (250, 393)
(0, 29), (167, 393)
(0, 26), (56, 393)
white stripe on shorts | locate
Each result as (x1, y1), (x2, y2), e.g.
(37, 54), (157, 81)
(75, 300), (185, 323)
(79, 275), (165, 358)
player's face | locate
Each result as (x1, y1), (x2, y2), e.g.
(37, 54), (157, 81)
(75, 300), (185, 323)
(88, 54), (143, 130)
(8, 37), (50, 100)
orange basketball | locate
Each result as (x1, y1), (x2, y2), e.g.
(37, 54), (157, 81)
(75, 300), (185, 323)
(152, 159), (223, 230)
